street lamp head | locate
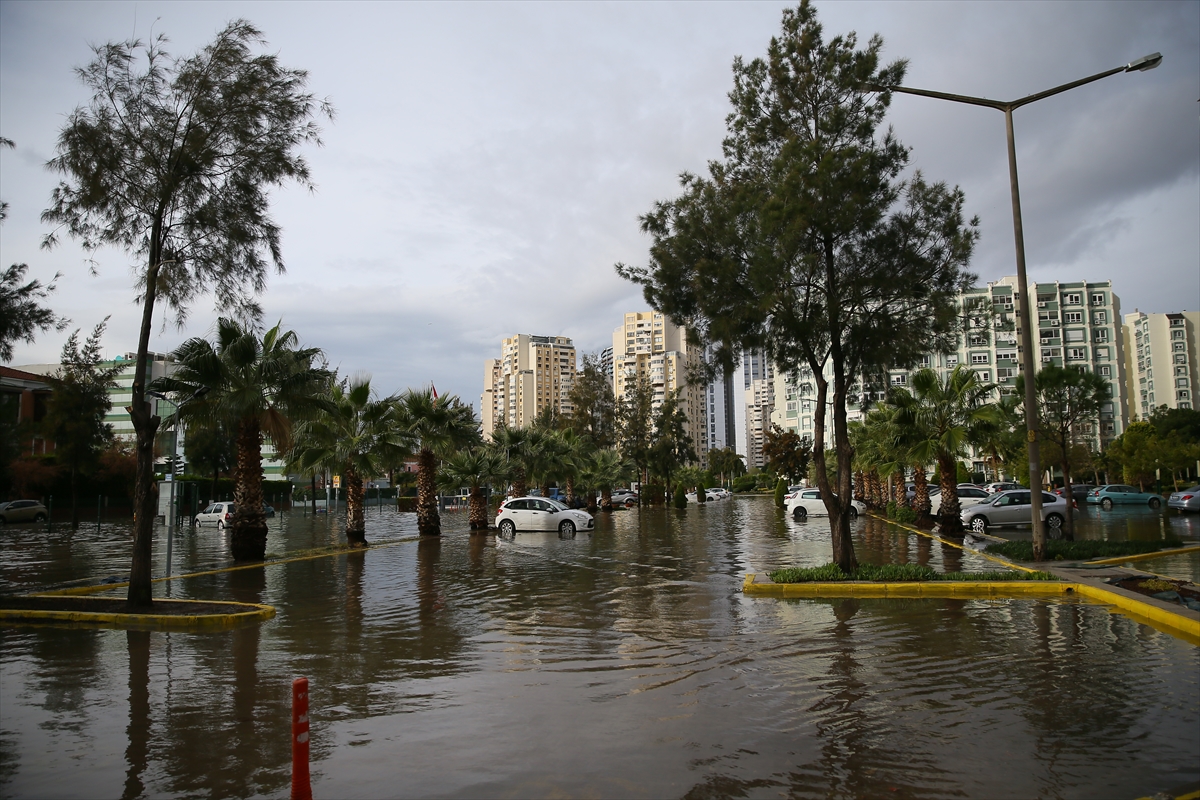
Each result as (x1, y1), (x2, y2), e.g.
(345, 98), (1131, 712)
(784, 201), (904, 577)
(147, 390), (168, 402)
(1126, 52), (1163, 72)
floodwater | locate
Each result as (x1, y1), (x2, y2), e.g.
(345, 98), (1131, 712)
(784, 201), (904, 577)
(1, 498), (1198, 799)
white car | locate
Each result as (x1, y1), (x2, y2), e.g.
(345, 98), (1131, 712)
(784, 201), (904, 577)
(930, 486), (992, 515)
(786, 488), (866, 521)
(496, 497), (594, 536)
(685, 488), (730, 502)
(960, 489), (1068, 535)
(195, 501), (235, 529)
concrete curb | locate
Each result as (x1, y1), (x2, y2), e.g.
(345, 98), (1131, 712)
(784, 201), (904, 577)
(0, 597), (276, 630)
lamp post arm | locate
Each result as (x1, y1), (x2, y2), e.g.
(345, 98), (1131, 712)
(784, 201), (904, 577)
(1009, 64), (1127, 110)
(881, 62), (1130, 112)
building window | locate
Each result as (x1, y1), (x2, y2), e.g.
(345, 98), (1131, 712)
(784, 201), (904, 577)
(1173, 330), (1185, 339)
(1038, 310), (1059, 322)
(1094, 329), (1109, 342)
(1064, 312), (1082, 324)
(1067, 348), (1086, 360)
(1099, 365), (1111, 377)
(971, 353), (989, 364)
(1180, 390), (1191, 400)
(969, 335), (987, 347)
(1064, 293), (1082, 305)
(919, 355), (931, 368)
(1090, 293), (1105, 306)
(891, 374), (907, 385)
(1177, 354), (1187, 364)
(1065, 329), (1085, 342)
(1175, 342), (1186, 352)
(946, 356), (958, 367)
(976, 370), (991, 382)
(1177, 379), (1190, 388)
(1093, 311), (1107, 324)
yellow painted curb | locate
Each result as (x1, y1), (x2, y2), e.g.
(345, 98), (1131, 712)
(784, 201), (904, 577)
(0, 598), (276, 630)
(1082, 545), (1200, 566)
(864, 512), (1038, 573)
(742, 574), (1200, 645)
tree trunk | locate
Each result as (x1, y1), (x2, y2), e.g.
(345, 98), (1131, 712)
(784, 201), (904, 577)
(127, 245), (163, 610)
(345, 464), (366, 547)
(211, 467), (220, 506)
(416, 447), (440, 536)
(511, 467), (527, 500)
(230, 417), (268, 561)
(1059, 449), (1075, 541)
(913, 463), (932, 522)
(565, 476), (576, 506)
(601, 488), (612, 512)
(937, 454), (963, 534)
(468, 486), (487, 530)
(70, 464), (80, 530)
(854, 471), (865, 502)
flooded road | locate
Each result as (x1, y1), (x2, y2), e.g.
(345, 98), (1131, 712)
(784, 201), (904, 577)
(2, 498), (1198, 799)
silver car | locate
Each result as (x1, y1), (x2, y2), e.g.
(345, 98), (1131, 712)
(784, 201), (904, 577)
(1168, 485), (1200, 513)
(195, 501), (235, 529)
(961, 489), (1068, 535)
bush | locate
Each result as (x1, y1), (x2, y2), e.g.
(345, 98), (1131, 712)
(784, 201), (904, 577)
(987, 538), (1184, 562)
(885, 500), (898, 519)
(768, 562), (1059, 583)
(673, 487), (687, 509)
(642, 483), (665, 504)
(894, 506), (917, 525)
(774, 478), (787, 508)
(732, 474), (758, 493)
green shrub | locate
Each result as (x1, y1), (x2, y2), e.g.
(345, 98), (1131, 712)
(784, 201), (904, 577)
(673, 487), (687, 509)
(885, 501), (898, 519)
(894, 506), (917, 525)
(642, 483), (665, 504)
(732, 474), (757, 493)
(774, 478), (787, 508)
(987, 538), (1184, 562)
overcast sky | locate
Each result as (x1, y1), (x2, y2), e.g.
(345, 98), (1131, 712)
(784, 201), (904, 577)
(2, 1), (1197, 411)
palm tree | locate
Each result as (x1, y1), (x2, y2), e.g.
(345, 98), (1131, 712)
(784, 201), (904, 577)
(580, 448), (632, 512)
(438, 446), (505, 531)
(491, 424), (541, 499)
(893, 366), (999, 534)
(398, 389), (479, 536)
(154, 318), (332, 560)
(288, 376), (410, 547)
(887, 389), (934, 520)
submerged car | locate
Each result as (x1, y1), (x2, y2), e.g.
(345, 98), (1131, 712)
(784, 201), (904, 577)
(1167, 485), (1200, 513)
(960, 490), (1069, 535)
(786, 488), (866, 521)
(195, 501), (235, 529)
(1055, 484), (1097, 502)
(1086, 485), (1163, 510)
(495, 497), (594, 536)
(0, 499), (49, 525)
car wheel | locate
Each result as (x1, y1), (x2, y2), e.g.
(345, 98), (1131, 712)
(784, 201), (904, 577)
(969, 516), (988, 534)
(848, 507), (858, 520)
(1148, 497), (1161, 509)
(499, 519), (515, 536)
(217, 519), (225, 530)
(792, 506), (807, 521)
(1045, 513), (1064, 537)
(559, 520), (576, 537)
(625, 499), (635, 508)
(33, 513), (46, 523)
(1100, 498), (1113, 510)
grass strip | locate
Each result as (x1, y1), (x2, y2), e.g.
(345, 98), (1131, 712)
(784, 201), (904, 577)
(987, 538), (1184, 562)
(768, 562), (1059, 584)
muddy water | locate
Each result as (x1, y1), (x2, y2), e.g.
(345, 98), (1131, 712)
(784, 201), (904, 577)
(1, 498), (1198, 799)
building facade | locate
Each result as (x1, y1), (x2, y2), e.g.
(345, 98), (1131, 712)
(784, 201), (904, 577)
(481, 334), (577, 435)
(704, 346), (736, 454)
(743, 350), (774, 470)
(612, 311), (708, 462)
(1123, 310), (1198, 417)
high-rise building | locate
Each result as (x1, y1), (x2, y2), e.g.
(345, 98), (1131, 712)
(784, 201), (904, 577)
(481, 334), (577, 436)
(612, 311), (708, 462)
(599, 346), (614, 379)
(769, 276), (1130, 473)
(1123, 310), (1198, 417)
(704, 346), (736, 453)
(743, 350), (774, 469)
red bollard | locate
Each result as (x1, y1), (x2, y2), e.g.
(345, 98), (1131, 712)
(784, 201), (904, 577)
(292, 677), (312, 800)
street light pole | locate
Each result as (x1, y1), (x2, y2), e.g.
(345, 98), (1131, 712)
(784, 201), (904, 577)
(149, 387), (210, 579)
(874, 52), (1161, 560)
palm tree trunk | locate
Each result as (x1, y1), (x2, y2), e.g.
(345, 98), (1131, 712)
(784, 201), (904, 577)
(854, 471), (865, 502)
(511, 467), (527, 500)
(468, 486), (487, 530)
(1060, 449), (1075, 541)
(345, 464), (366, 547)
(601, 488), (612, 512)
(416, 447), (440, 536)
(230, 417), (268, 561)
(565, 476), (576, 506)
(913, 463), (931, 521)
(937, 454), (963, 534)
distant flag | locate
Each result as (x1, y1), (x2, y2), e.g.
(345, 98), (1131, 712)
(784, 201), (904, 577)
(431, 382), (438, 399)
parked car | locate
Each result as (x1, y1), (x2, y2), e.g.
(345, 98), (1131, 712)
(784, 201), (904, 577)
(263, 504), (276, 518)
(961, 489), (1069, 534)
(1168, 485), (1200, 513)
(1086, 485), (1163, 510)
(686, 488), (730, 502)
(982, 481), (1024, 494)
(904, 483), (939, 501)
(195, 502), (236, 529)
(1055, 484), (1096, 502)
(0, 499), (48, 525)
(930, 486), (991, 515)
(609, 489), (639, 506)
(495, 497), (594, 536)
(786, 488), (866, 521)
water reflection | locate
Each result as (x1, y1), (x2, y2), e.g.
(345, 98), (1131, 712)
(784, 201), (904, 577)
(0, 499), (1196, 799)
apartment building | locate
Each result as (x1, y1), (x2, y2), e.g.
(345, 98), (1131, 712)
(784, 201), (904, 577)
(770, 276), (1129, 470)
(743, 350), (774, 469)
(612, 311), (708, 461)
(704, 346), (736, 453)
(1123, 310), (1198, 417)
(481, 334), (577, 435)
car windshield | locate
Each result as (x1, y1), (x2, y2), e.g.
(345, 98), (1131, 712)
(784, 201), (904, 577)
(545, 499), (569, 511)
